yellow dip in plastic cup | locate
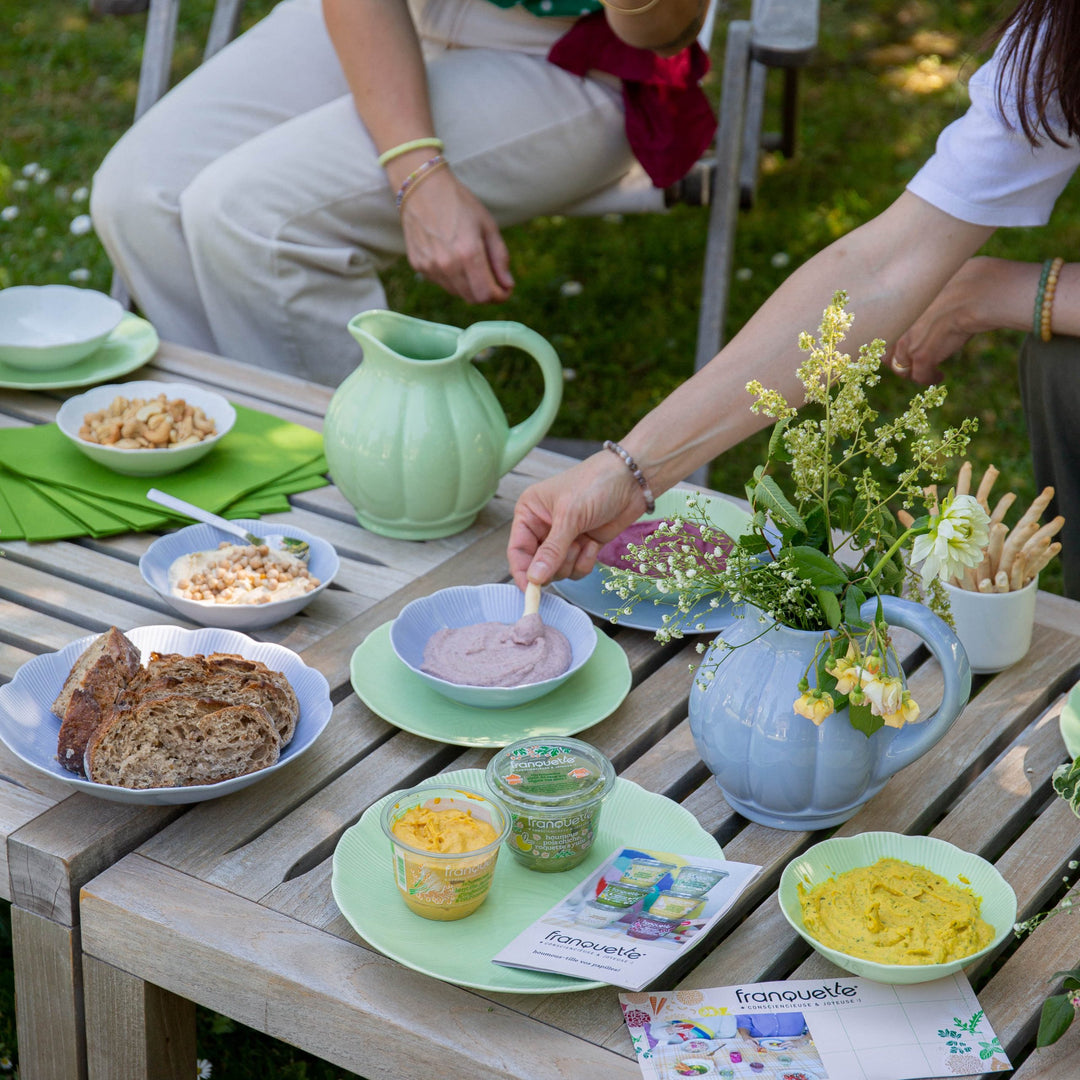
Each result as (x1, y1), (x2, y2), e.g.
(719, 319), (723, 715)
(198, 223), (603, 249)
(380, 784), (510, 921)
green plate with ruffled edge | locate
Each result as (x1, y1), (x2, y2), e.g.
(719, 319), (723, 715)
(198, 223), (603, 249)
(1061, 681), (1080, 758)
(350, 623), (630, 747)
(0, 313), (157, 389)
(331, 768), (724, 993)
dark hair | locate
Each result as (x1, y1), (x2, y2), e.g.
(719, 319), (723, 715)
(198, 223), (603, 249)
(994, 0), (1080, 145)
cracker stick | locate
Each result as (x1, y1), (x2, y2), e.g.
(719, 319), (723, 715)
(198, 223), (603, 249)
(977, 577), (994, 593)
(963, 565), (979, 591)
(986, 522), (1008, 579)
(1023, 514), (1065, 552)
(897, 509), (915, 529)
(1013, 486), (1056, 534)
(998, 519), (1041, 583)
(956, 461), (972, 497)
(924, 484), (939, 515)
(994, 570), (1010, 592)
(975, 464), (999, 511)
(1024, 541), (1062, 584)
(1010, 549), (1029, 591)
(990, 492), (1017, 525)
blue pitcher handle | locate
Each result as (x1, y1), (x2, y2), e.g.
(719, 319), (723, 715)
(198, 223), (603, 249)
(456, 321), (563, 475)
(865, 595), (972, 782)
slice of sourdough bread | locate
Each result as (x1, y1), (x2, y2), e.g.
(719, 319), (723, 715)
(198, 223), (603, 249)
(84, 694), (280, 789)
(52, 627), (143, 776)
(139, 651), (299, 745)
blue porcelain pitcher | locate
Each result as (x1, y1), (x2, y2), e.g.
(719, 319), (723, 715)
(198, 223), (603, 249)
(323, 310), (562, 540)
(688, 596), (972, 830)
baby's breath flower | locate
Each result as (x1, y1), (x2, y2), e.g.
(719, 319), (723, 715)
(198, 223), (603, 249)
(69, 214), (93, 236)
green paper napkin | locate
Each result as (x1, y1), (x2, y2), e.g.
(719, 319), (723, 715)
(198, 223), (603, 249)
(0, 404), (326, 540)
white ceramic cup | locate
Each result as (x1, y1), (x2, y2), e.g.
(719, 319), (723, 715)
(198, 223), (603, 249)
(943, 576), (1038, 674)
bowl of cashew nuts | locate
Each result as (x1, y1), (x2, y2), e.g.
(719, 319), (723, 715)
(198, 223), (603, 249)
(55, 380), (237, 476)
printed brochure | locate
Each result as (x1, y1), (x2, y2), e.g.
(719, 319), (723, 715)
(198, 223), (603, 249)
(619, 974), (1011, 1079)
(492, 847), (761, 991)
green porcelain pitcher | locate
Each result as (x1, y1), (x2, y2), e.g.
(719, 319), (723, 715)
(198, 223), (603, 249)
(323, 310), (563, 539)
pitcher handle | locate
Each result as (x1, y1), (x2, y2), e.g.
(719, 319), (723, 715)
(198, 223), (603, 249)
(457, 321), (563, 474)
(865, 595), (972, 782)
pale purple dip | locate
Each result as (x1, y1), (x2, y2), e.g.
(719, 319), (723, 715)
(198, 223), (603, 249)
(421, 614), (572, 687)
(597, 519), (732, 576)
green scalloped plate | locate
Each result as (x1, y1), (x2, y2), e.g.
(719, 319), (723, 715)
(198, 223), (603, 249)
(0, 313), (158, 389)
(331, 768), (724, 993)
(350, 623), (631, 747)
(1061, 682), (1080, 758)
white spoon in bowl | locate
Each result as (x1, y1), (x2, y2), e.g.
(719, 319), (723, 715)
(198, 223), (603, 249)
(146, 488), (310, 560)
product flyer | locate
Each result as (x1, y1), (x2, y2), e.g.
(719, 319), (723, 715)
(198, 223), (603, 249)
(619, 974), (1011, 1079)
(493, 847), (761, 991)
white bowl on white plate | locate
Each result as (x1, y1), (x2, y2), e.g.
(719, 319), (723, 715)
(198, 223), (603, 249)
(0, 625), (332, 805)
(389, 582), (596, 709)
(140, 521), (340, 631)
(56, 380), (236, 476)
(0, 285), (125, 370)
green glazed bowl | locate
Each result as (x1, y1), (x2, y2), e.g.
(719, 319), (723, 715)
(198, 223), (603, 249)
(778, 831), (1016, 984)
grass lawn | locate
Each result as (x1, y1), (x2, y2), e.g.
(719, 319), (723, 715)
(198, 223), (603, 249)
(1, 0), (1076, 1075)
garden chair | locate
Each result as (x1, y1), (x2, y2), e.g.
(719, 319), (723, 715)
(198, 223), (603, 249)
(91, 0), (818, 377)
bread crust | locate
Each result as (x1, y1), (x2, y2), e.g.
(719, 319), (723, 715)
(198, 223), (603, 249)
(53, 628), (143, 775)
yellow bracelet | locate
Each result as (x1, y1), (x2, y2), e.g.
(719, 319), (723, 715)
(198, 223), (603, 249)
(1040, 256), (1065, 343)
(377, 137), (444, 169)
(599, 0), (663, 14)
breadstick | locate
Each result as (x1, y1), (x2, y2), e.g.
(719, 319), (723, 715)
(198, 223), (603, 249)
(986, 522), (1008, 579)
(977, 577), (994, 593)
(924, 484), (939, 515)
(1024, 541), (1062, 584)
(994, 570), (1010, 592)
(975, 464), (999, 511)
(998, 520), (1041, 583)
(990, 492), (1017, 526)
(956, 461), (972, 497)
(963, 565), (979, 591)
(1010, 549), (1029, 591)
(897, 508), (915, 529)
(1013, 486), (1055, 534)
(1023, 514), (1065, 553)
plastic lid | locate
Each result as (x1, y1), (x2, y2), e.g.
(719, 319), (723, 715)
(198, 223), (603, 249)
(485, 736), (615, 807)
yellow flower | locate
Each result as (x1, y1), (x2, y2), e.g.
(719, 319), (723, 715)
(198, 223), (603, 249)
(882, 693), (921, 729)
(825, 655), (861, 694)
(794, 690), (835, 724)
(861, 674), (904, 717)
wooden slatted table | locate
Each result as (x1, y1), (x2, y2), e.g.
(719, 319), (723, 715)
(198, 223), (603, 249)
(4, 343), (1080, 1080)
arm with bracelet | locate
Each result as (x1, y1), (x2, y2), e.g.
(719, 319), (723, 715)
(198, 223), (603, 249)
(321, 0), (513, 305)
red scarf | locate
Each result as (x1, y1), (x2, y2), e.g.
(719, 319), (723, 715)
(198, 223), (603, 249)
(548, 12), (717, 188)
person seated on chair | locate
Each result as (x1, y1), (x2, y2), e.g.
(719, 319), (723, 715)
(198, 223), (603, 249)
(90, 0), (713, 385)
(507, 0), (1080, 600)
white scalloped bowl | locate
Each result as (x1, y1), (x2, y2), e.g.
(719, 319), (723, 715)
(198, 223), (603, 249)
(390, 583), (596, 709)
(139, 521), (339, 631)
(778, 831), (1016, 984)
(0, 285), (125, 370)
(56, 380), (236, 476)
(0, 625), (332, 805)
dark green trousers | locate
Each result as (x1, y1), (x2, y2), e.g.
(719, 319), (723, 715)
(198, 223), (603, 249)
(1019, 333), (1080, 600)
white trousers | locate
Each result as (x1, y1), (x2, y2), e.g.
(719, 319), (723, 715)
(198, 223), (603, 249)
(91, 0), (663, 385)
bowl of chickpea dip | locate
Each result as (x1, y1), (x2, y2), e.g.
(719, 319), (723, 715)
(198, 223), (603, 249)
(56, 380), (236, 476)
(139, 521), (339, 630)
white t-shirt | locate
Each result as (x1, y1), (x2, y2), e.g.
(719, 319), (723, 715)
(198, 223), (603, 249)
(907, 33), (1080, 227)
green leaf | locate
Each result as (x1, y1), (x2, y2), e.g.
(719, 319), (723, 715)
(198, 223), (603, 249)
(788, 546), (849, 586)
(816, 587), (842, 629)
(751, 475), (805, 530)
(844, 584), (868, 627)
(848, 702), (884, 737)
(767, 417), (793, 463)
(1051, 758), (1080, 815)
(1036, 993), (1076, 1047)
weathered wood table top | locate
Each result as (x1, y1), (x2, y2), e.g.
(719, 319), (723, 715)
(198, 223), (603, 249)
(4, 343), (1080, 1080)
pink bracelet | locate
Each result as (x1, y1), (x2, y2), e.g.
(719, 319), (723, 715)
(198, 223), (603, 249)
(395, 154), (447, 212)
(603, 440), (655, 513)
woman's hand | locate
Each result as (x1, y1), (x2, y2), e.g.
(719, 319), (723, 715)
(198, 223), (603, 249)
(507, 451), (646, 588)
(890, 257), (1040, 384)
(398, 166), (513, 304)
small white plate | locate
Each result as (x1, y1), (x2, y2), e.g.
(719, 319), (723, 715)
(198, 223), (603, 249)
(0, 625), (332, 804)
(0, 313), (158, 389)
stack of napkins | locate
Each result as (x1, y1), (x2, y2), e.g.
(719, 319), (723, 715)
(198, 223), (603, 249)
(0, 404), (328, 542)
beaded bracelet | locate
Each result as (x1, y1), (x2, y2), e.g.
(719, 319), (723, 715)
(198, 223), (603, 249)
(377, 137), (444, 169)
(1039, 256), (1065, 343)
(603, 440), (656, 513)
(599, 0), (663, 13)
(395, 154), (447, 212)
